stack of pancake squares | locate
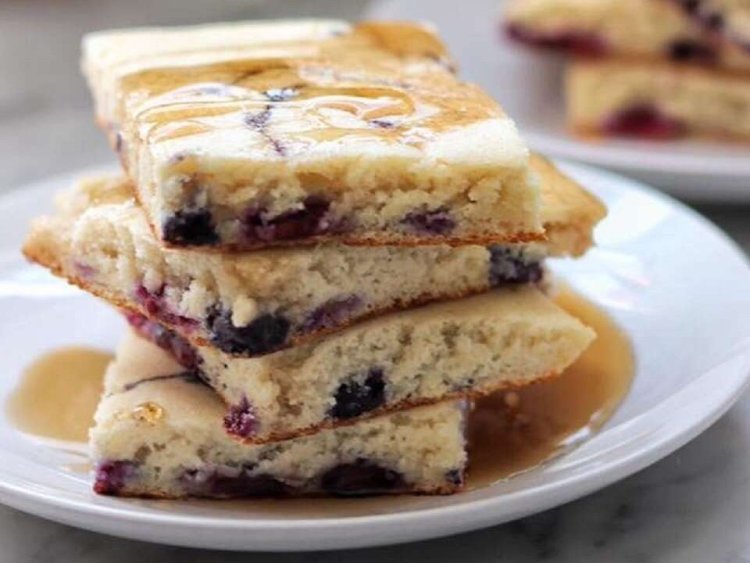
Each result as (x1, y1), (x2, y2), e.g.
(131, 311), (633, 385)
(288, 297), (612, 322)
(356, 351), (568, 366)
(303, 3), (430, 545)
(23, 19), (605, 498)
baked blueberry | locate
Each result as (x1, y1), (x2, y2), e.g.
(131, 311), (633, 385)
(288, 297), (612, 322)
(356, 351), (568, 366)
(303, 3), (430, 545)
(163, 209), (218, 246)
(668, 39), (716, 63)
(602, 105), (685, 139)
(93, 460), (137, 495)
(181, 467), (289, 497)
(489, 247), (543, 285)
(134, 285), (197, 329)
(445, 469), (464, 486)
(302, 295), (362, 332)
(241, 196), (334, 242)
(401, 207), (456, 235)
(125, 312), (200, 369)
(207, 309), (290, 355)
(330, 368), (385, 420)
(224, 397), (258, 437)
(321, 459), (405, 495)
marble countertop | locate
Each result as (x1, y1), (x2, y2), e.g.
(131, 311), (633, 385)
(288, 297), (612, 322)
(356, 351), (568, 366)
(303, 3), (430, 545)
(1, 1), (749, 561)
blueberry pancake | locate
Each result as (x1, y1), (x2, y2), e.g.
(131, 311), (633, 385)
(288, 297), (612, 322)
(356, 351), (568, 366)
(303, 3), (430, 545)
(567, 58), (750, 140)
(125, 286), (594, 443)
(83, 20), (544, 250)
(505, 0), (750, 72)
(91, 332), (467, 498)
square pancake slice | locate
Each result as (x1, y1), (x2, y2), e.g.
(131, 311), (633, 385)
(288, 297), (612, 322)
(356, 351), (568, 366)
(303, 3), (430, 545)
(82, 19), (543, 250)
(91, 331), (467, 498)
(567, 58), (750, 141)
(504, 0), (750, 73)
(22, 157), (604, 357)
(125, 285), (594, 444)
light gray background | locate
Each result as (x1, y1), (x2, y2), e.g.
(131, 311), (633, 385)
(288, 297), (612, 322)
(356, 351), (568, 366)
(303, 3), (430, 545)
(1, 1), (748, 561)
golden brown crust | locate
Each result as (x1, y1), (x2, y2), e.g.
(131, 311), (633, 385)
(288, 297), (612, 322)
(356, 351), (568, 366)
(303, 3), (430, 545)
(22, 237), (497, 356)
(158, 229), (548, 252)
(96, 481), (462, 499)
(227, 370), (562, 445)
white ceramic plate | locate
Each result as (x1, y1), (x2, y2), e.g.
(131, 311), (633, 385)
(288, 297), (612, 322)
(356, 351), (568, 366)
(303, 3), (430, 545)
(0, 162), (749, 551)
(368, 0), (750, 202)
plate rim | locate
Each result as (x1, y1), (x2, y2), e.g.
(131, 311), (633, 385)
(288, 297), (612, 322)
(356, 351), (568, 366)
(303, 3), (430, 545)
(526, 133), (750, 178)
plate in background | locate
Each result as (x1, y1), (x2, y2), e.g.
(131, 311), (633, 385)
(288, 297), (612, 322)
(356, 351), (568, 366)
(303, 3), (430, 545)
(0, 162), (748, 550)
(368, 0), (750, 202)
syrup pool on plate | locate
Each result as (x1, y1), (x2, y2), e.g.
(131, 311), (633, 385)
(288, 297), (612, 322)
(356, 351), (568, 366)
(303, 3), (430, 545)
(5, 347), (112, 442)
(467, 286), (634, 487)
(4, 288), (633, 510)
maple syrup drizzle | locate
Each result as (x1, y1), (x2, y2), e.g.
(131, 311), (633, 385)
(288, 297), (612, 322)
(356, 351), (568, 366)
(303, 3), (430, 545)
(116, 23), (499, 155)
